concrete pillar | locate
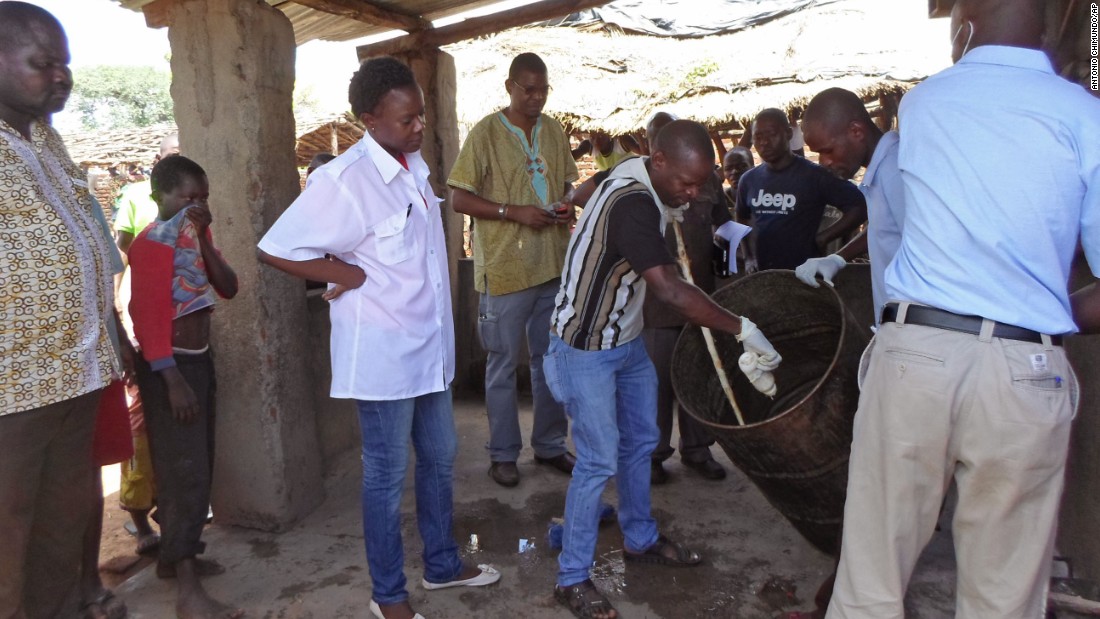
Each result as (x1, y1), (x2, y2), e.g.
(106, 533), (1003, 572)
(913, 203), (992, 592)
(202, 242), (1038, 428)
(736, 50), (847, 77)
(162, 0), (324, 530)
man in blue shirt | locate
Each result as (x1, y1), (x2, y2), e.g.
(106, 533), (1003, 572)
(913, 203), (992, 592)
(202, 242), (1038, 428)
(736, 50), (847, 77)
(826, 1), (1100, 617)
(796, 87), (905, 326)
(786, 87), (905, 619)
(738, 108), (866, 272)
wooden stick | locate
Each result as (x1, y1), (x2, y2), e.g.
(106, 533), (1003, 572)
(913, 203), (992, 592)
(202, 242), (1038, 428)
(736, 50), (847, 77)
(670, 219), (745, 426)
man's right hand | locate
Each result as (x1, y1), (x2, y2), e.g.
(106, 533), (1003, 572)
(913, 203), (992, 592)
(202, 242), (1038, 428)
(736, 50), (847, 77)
(795, 254), (846, 288)
(509, 205), (559, 230)
(744, 257), (759, 274)
(736, 317), (781, 371)
(162, 367), (200, 423)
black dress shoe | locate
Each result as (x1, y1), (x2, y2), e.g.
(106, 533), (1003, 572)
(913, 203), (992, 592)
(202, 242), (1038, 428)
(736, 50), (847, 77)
(489, 461), (519, 487)
(650, 460), (669, 485)
(682, 458), (727, 481)
(534, 452), (576, 475)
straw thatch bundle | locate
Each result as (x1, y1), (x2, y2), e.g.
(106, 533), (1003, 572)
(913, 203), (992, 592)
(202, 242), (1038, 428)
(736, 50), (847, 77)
(62, 123), (178, 169)
(445, 0), (950, 136)
(293, 112), (364, 166)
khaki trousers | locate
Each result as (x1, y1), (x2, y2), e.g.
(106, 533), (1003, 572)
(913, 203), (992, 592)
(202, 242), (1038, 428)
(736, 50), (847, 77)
(827, 314), (1077, 619)
(0, 390), (101, 619)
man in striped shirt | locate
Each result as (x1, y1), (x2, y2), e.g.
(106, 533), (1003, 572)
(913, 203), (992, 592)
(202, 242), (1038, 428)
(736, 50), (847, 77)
(545, 120), (781, 618)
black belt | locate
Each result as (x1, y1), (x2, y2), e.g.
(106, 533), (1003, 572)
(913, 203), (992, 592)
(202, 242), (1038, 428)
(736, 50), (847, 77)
(880, 303), (1062, 346)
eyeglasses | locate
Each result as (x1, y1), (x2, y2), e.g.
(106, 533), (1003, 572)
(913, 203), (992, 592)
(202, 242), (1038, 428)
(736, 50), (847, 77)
(510, 80), (552, 97)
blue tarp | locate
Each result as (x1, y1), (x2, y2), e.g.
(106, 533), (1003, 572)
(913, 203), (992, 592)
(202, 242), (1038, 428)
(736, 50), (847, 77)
(544, 0), (845, 37)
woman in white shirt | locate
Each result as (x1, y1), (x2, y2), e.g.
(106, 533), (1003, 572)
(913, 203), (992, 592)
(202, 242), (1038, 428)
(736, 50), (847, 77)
(258, 56), (499, 619)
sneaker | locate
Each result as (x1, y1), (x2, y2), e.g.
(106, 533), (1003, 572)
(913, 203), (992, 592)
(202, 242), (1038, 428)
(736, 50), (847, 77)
(422, 564), (501, 590)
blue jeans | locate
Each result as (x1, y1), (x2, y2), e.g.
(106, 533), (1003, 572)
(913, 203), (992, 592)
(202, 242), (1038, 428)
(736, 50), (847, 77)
(543, 335), (660, 587)
(479, 279), (569, 462)
(357, 389), (463, 605)
(643, 327), (717, 463)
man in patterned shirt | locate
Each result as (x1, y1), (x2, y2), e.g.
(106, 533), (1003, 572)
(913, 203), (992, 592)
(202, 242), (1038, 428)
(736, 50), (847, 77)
(449, 52), (578, 487)
(0, 4), (125, 616)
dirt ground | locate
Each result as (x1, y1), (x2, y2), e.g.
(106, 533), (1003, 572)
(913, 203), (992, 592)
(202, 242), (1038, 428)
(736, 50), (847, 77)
(102, 396), (970, 619)
(96, 480), (157, 589)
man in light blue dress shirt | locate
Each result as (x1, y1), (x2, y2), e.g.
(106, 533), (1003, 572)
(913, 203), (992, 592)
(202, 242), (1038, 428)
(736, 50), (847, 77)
(826, 1), (1100, 618)
(797, 87), (905, 327)
(790, 87), (906, 619)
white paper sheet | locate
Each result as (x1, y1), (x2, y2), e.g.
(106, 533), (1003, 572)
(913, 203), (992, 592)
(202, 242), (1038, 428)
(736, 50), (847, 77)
(715, 220), (752, 274)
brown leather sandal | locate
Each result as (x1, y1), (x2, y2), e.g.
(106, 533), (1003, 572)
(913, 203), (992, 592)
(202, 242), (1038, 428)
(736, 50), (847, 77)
(554, 579), (618, 619)
(623, 534), (702, 567)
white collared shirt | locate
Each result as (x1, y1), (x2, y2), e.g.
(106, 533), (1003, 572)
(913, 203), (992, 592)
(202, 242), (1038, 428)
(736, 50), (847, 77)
(860, 130), (904, 324)
(886, 46), (1100, 335)
(259, 132), (454, 400)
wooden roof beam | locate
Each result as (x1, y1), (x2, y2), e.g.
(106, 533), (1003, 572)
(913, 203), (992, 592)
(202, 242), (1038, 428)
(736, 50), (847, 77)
(357, 0), (613, 59)
(292, 0), (430, 32)
(928, 0), (954, 18)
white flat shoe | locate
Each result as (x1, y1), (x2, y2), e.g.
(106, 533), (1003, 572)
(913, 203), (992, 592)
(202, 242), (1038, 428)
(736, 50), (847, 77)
(421, 564), (501, 590)
(369, 599), (426, 619)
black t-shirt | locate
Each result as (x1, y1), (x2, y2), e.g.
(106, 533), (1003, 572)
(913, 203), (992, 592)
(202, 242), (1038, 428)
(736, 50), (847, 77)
(737, 156), (865, 270)
(643, 173), (732, 329)
(607, 191), (676, 276)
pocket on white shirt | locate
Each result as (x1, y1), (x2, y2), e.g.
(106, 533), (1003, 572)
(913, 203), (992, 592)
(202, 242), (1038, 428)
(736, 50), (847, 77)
(374, 210), (415, 265)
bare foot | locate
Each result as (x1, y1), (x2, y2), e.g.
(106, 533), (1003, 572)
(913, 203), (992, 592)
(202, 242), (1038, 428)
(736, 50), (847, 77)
(81, 586), (127, 619)
(176, 558), (243, 619)
(176, 591), (244, 619)
(159, 557), (225, 579)
(136, 531), (161, 555)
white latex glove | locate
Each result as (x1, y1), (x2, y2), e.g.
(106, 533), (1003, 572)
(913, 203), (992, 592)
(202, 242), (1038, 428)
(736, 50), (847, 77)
(739, 352), (777, 397)
(795, 254), (846, 288)
(736, 317), (781, 371)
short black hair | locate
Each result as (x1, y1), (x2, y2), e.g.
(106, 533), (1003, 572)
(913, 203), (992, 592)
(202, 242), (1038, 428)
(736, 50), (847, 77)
(724, 146), (755, 167)
(309, 152), (336, 169)
(754, 107), (789, 128)
(151, 154), (207, 196)
(0, 2), (63, 53)
(508, 52), (547, 81)
(802, 87), (875, 135)
(645, 111), (677, 145)
(349, 56), (417, 117)
(653, 119), (714, 163)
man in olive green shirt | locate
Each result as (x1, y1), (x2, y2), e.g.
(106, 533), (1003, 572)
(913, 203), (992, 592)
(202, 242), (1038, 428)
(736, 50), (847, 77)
(449, 52), (577, 487)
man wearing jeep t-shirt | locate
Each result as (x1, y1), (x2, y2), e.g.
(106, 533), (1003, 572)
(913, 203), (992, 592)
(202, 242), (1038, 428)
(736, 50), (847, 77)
(738, 108), (867, 271)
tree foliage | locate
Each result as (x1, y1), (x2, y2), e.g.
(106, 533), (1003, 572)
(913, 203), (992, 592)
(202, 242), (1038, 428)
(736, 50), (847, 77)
(72, 65), (173, 130)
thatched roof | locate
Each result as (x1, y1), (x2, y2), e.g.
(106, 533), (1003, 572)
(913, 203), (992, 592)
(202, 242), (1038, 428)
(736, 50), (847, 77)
(61, 115), (364, 170)
(115, 0), (567, 46)
(293, 112), (365, 166)
(445, 0), (950, 135)
(62, 123), (178, 170)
